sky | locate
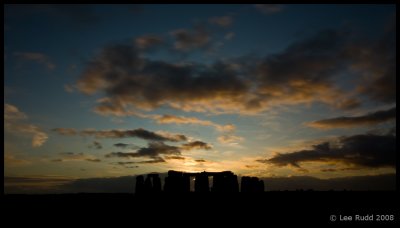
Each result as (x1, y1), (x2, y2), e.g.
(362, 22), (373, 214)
(4, 4), (396, 193)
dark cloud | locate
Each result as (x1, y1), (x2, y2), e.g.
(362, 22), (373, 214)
(259, 133), (396, 169)
(86, 158), (101, 162)
(254, 4), (284, 14)
(105, 142), (180, 162)
(105, 140), (212, 163)
(170, 25), (211, 51)
(76, 43), (251, 113)
(181, 141), (212, 150)
(114, 143), (129, 148)
(135, 34), (164, 50)
(137, 157), (166, 164)
(348, 19), (396, 104)
(113, 143), (139, 149)
(195, 159), (207, 163)
(114, 158), (166, 165)
(54, 127), (187, 142)
(105, 152), (138, 158)
(254, 29), (360, 111)
(320, 167), (360, 172)
(165, 156), (185, 160)
(116, 161), (136, 165)
(125, 142), (180, 158)
(89, 141), (103, 150)
(113, 161), (140, 168)
(307, 107), (396, 129)
(76, 26), (394, 115)
(59, 152), (78, 156)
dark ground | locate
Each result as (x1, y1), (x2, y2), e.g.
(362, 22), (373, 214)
(3, 191), (399, 226)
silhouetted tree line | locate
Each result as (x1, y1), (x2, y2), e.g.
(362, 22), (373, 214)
(135, 170), (264, 193)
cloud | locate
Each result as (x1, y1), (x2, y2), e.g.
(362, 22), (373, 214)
(208, 16), (233, 27)
(89, 141), (102, 150)
(195, 159), (207, 163)
(51, 152), (102, 163)
(348, 19), (396, 104)
(21, 125), (48, 147)
(170, 25), (211, 51)
(224, 32), (235, 40)
(181, 141), (212, 150)
(106, 139), (212, 163)
(106, 141), (180, 160)
(4, 153), (31, 166)
(4, 103), (27, 120)
(104, 152), (138, 158)
(13, 52), (55, 69)
(137, 157), (166, 163)
(5, 103), (48, 147)
(92, 100), (236, 132)
(86, 158), (101, 162)
(259, 133), (396, 169)
(115, 161), (137, 165)
(75, 44), (251, 114)
(135, 142), (181, 158)
(218, 135), (244, 144)
(53, 127), (187, 142)
(334, 98), (361, 110)
(165, 155), (185, 160)
(113, 143), (139, 149)
(254, 29), (361, 111)
(75, 27), (394, 115)
(254, 4), (283, 14)
(135, 34), (163, 50)
(307, 107), (396, 129)
(64, 84), (75, 93)
(152, 114), (235, 132)
(52, 128), (77, 136)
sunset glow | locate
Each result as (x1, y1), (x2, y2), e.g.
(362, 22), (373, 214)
(4, 4), (396, 193)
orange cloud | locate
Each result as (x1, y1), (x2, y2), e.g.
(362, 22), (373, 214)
(153, 114), (235, 132)
(5, 103), (48, 147)
(217, 135), (244, 145)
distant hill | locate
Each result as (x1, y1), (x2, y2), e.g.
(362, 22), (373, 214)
(4, 173), (395, 194)
(260, 173), (396, 191)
